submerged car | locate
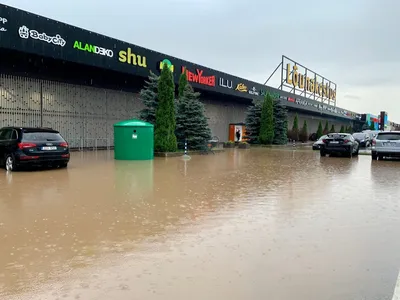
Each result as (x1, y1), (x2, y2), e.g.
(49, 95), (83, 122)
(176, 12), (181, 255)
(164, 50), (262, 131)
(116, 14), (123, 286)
(352, 132), (370, 147)
(0, 127), (70, 171)
(371, 131), (400, 160)
(312, 135), (328, 150)
(319, 133), (359, 157)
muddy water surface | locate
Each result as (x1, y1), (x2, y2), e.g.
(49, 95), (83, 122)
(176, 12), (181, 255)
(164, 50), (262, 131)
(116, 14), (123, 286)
(0, 149), (400, 300)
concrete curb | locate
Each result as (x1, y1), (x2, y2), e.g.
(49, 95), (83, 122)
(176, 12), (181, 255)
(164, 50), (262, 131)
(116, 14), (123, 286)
(250, 142), (314, 148)
(392, 270), (400, 300)
(154, 149), (225, 157)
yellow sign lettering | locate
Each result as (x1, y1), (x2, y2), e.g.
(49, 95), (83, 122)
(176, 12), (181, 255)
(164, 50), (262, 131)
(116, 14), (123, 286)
(285, 63), (335, 100)
(118, 47), (147, 68)
(235, 83), (248, 92)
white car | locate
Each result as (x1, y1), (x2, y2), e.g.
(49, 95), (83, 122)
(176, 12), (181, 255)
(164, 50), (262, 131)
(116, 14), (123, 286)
(371, 131), (400, 160)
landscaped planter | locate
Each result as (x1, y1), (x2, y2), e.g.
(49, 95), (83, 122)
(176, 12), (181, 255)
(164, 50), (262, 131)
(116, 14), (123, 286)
(154, 152), (183, 157)
(238, 143), (250, 149)
(154, 149), (226, 157)
(223, 142), (236, 148)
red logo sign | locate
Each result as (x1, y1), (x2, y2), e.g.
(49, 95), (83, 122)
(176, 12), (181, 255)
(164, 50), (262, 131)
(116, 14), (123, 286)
(182, 67), (215, 87)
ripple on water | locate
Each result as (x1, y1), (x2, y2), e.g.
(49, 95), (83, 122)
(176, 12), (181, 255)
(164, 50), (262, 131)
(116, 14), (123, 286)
(0, 150), (399, 300)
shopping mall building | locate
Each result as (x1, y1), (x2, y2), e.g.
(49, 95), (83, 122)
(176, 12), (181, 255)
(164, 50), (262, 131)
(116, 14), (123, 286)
(0, 4), (398, 148)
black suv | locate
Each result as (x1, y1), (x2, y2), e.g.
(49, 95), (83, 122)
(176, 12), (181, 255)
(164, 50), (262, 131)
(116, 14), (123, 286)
(319, 133), (359, 157)
(0, 127), (70, 171)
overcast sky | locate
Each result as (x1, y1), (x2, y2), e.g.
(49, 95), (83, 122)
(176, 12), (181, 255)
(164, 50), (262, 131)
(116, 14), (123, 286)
(3, 0), (400, 121)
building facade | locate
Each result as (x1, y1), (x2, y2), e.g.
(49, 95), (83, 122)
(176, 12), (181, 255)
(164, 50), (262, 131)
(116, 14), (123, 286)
(0, 4), (362, 147)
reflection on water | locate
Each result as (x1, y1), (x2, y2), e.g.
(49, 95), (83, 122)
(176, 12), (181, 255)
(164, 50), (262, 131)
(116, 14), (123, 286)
(114, 160), (154, 197)
(0, 149), (400, 300)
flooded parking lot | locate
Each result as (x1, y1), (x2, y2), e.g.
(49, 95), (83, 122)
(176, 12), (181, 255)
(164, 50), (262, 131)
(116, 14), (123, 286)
(1, 148), (400, 300)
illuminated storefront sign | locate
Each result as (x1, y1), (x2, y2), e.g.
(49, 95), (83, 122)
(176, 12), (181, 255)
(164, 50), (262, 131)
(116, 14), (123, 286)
(182, 67), (215, 87)
(219, 78), (232, 89)
(260, 90), (280, 99)
(18, 25), (66, 47)
(286, 63), (336, 100)
(235, 83), (247, 92)
(73, 41), (114, 57)
(159, 59), (174, 72)
(292, 98), (349, 116)
(248, 87), (259, 96)
(0, 16), (7, 32)
(118, 47), (147, 68)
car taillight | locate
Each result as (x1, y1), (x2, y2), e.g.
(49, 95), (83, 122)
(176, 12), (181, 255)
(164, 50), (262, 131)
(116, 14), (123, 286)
(18, 142), (37, 149)
(59, 142), (69, 148)
(372, 139), (376, 145)
(343, 139), (350, 144)
(322, 139), (327, 143)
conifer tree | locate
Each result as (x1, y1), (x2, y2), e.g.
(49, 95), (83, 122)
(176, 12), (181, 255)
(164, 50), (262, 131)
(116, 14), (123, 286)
(154, 63), (177, 152)
(316, 121), (323, 139)
(272, 98), (288, 144)
(259, 93), (274, 144)
(138, 70), (159, 124)
(330, 124), (336, 133)
(175, 84), (211, 150)
(244, 99), (262, 144)
(291, 114), (299, 141)
(178, 69), (188, 99)
(347, 125), (353, 133)
(339, 125), (345, 133)
(300, 120), (308, 142)
(323, 121), (329, 135)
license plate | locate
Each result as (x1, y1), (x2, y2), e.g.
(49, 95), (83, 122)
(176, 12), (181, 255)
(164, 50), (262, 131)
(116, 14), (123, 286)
(41, 146), (57, 150)
(330, 141), (339, 144)
(383, 142), (396, 147)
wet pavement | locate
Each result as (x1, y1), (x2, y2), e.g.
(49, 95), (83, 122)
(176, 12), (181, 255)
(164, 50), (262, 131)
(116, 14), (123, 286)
(1, 148), (400, 300)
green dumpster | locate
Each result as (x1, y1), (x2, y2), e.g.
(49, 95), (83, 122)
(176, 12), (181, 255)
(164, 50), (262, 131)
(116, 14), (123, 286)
(113, 119), (154, 160)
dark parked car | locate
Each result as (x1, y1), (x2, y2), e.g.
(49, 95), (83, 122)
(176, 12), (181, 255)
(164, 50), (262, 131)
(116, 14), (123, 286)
(0, 127), (70, 171)
(320, 133), (359, 157)
(312, 135), (328, 150)
(352, 132), (370, 147)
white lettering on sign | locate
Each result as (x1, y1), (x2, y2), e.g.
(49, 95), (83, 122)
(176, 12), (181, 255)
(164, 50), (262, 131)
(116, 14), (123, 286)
(248, 87), (259, 96)
(18, 25), (66, 47)
(293, 98), (349, 117)
(132, 134), (138, 139)
(0, 16), (7, 32)
(94, 46), (113, 57)
(219, 78), (232, 89)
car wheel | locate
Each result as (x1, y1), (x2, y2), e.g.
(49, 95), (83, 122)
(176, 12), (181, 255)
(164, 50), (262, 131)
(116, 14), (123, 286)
(320, 150), (327, 156)
(5, 154), (17, 172)
(354, 148), (359, 156)
(59, 162), (68, 168)
(371, 152), (378, 160)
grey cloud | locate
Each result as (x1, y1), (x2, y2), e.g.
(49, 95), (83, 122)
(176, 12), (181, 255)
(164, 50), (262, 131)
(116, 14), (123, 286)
(343, 94), (361, 100)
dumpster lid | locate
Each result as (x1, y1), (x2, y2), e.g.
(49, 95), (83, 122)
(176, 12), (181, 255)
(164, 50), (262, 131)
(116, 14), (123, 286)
(114, 119), (154, 127)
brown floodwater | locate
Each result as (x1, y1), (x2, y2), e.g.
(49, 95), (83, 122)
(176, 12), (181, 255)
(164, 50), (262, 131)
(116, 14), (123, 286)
(0, 148), (399, 300)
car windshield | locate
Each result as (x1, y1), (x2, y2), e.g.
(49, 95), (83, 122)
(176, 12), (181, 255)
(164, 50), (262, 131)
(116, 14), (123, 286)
(328, 134), (348, 139)
(318, 135), (327, 141)
(22, 131), (64, 142)
(376, 133), (400, 141)
(353, 133), (366, 139)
